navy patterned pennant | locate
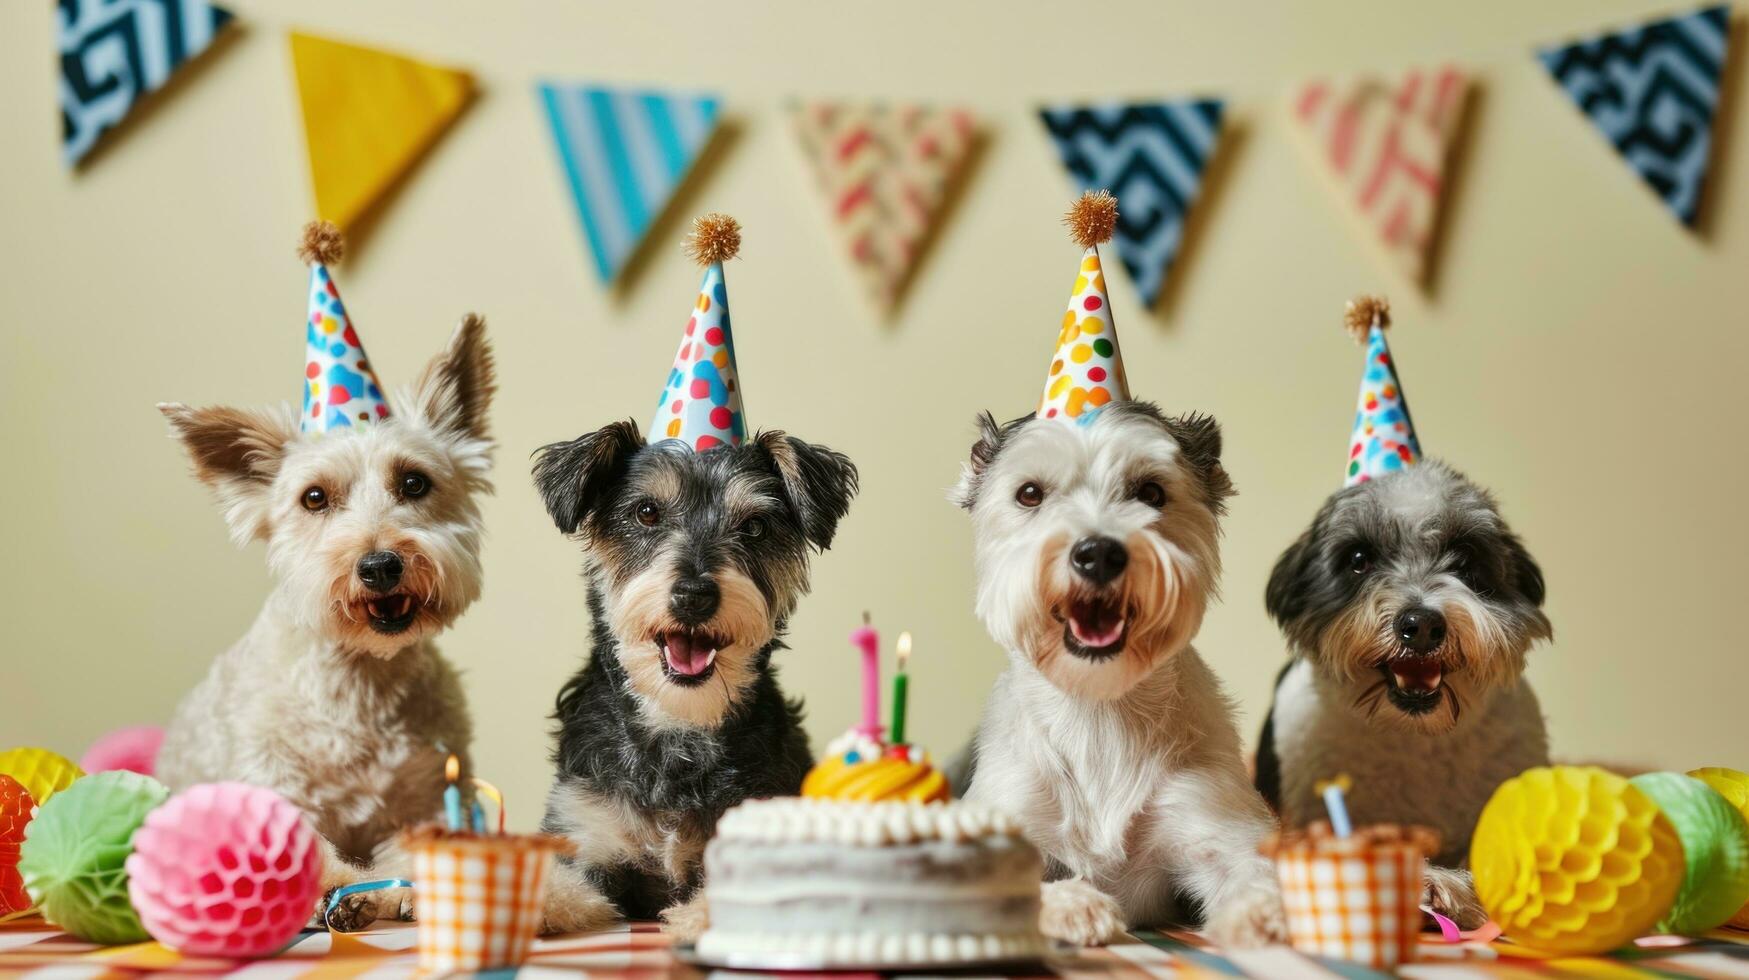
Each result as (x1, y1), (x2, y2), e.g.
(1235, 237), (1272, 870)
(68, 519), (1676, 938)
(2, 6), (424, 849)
(60, 0), (234, 167)
(1538, 5), (1731, 226)
(1039, 100), (1225, 308)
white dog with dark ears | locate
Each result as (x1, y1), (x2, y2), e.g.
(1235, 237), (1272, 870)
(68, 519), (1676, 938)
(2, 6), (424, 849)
(1255, 297), (1552, 927)
(154, 223), (498, 931)
(954, 193), (1286, 949)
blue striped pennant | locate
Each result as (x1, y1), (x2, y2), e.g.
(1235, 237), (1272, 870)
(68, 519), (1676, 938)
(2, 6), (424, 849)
(537, 83), (721, 282)
(1040, 100), (1225, 308)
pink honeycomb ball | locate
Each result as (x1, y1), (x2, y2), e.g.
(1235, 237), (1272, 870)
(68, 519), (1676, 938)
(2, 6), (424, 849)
(80, 726), (164, 777)
(126, 783), (322, 957)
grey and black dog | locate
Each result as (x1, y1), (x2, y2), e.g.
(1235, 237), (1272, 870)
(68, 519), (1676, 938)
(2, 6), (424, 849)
(1255, 459), (1552, 924)
(529, 419), (857, 935)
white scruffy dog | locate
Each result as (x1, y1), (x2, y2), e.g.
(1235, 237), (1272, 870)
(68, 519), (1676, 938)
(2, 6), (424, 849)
(155, 315), (495, 930)
(955, 403), (1286, 948)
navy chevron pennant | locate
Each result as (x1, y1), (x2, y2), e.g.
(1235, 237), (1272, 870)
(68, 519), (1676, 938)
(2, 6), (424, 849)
(60, 0), (234, 167)
(1039, 100), (1225, 308)
(1538, 5), (1732, 226)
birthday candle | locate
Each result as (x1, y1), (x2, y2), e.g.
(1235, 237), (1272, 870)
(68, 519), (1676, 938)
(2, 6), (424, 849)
(472, 777), (507, 834)
(852, 612), (882, 738)
(1318, 774), (1354, 838)
(443, 754), (463, 831)
(891, 631), (912, 745)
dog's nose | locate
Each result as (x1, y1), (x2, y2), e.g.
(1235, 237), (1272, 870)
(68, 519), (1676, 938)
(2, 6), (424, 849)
(1395, 607), (1447, 654)
(356, 551), (404, 593)
(670, 577), (721, 625)
(1069, 536), (1129, 585)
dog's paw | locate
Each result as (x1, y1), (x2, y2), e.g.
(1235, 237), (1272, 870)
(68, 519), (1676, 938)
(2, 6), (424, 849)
(1039, 878), (1125, 947)
(658, 893), (709, 942)
(322, 889), (381, 933)
(1203, 877), (1288, 949)
(1423, 866), (1487, 930)
(540, 882), (620, 936)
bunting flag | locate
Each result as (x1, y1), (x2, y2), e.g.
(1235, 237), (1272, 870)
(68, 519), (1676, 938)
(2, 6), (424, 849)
(1290, 67), (1470, 285)
(289, 32), (473, 232)
(60, 0), (234, 167)
(1039, 100), (1225, 308)
(1537, 6), (1730, 227)
(536, 84), (722, 283)
(793, 102), (978, 313)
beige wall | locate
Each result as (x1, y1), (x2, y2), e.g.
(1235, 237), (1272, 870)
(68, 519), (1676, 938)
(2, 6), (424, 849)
(5, 1), (1746, 826)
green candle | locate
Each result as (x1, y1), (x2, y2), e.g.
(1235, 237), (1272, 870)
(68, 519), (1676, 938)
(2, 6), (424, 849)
(891, 631), (912, 745)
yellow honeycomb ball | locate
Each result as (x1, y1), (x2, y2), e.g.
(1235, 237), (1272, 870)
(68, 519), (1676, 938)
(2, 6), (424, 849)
(1472, 766), (1685, 954)
(0, 748), (84, 807)
(1689, 767), (1749, 929)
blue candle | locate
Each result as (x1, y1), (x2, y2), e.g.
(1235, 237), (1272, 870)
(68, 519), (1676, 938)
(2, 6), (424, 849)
(443, 754), (463, 830)
(1318, 774), (1354, 838)
(470, 801), (486, 833)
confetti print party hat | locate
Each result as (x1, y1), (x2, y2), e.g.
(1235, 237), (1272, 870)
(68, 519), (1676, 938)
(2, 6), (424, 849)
(1039, 191), (1130, 425)
(649, 214), (746, 451)
(1344, 295), (1421, 485)
(300, 222), (389, 434)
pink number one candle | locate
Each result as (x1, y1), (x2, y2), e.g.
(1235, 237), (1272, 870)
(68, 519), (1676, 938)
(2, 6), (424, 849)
(852, 611), (883, 739)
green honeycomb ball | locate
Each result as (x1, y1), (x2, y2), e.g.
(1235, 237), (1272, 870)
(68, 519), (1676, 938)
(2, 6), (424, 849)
(18, 771), (169, 943)
(1630, 772), (1749, 935)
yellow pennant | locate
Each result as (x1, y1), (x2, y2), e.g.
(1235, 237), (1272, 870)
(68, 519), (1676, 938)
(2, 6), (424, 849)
(289, 33), (473, 231)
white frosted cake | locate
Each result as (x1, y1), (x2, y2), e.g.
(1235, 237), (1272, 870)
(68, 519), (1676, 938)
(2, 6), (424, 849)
(695, 746), (1048, 966)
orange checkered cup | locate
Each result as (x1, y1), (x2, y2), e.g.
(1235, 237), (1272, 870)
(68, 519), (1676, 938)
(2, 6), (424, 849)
(1261, 821), (1439, 970)
(402, 826), (573, 972)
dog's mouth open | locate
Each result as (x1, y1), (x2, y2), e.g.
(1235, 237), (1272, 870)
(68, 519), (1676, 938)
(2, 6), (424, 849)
(657, 629), (724, 686)
(1059, 596), (1128, 660)
(1380, 657), (1445, 714)
(363, 593), (420, 634)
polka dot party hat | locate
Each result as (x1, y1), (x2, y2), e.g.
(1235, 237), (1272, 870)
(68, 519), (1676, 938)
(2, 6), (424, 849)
(1344, 295), (1421, 485)
(299, 222), (389, 435)
(649, 214), (746, 451)
(1039, 191), (1130, 425)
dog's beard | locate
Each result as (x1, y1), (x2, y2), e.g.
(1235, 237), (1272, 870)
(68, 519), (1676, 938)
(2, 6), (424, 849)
(1320, 583), (1527, 733)
(270, 524), (482, 658)
(990, 528), (1213, 701)
(604, 561), (773, 729)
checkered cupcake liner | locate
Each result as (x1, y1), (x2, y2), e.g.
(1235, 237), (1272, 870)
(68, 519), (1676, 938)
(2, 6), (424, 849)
(1263, 823), (1437, 971)
(403, 828), (571, 972)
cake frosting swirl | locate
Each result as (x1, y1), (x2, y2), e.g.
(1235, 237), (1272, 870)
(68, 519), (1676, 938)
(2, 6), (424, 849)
(800, 744), (949, 803)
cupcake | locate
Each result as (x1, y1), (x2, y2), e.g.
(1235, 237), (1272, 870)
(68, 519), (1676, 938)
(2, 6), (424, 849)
(401, 826), (572, 972)
(1262, 821), (1439, 970)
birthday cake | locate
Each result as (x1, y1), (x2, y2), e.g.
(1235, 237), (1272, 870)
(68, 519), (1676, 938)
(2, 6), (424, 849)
(695, 734), (1047, 966)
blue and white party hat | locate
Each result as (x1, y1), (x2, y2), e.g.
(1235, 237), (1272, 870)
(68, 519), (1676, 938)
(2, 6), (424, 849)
(1344, 295), (1420, 485)
(299, 222), (389, 434)
(649, 214), (745, 451)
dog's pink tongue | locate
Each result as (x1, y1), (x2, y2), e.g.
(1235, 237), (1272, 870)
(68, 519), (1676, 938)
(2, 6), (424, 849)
(1069, 602), (1125, 647)
(663, 633), (717, 676)
(1391, 658), (1444, 691)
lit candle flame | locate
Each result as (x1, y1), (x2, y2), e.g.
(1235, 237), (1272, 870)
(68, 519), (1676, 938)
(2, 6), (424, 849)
(444, 754), (459, 783)
(896, 631), (912, 669)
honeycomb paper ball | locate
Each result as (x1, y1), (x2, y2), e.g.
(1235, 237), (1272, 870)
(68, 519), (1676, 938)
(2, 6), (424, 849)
(80, 727), (165, 778)
(0, 774), (37, 915)
(1472, 766), (1685, 954)
(127, 783), (323, 957)
(18, 771), (169, 943)
(1630, 773), (1749, 934)
(0, 747), (84, 806)
(1688, 767), (1749, 929)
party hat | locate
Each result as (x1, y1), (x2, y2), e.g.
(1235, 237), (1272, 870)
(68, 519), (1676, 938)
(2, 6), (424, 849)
(1343, 296), (1420, 485)
(649, 214), (745, 451)
(300, 222), (390, 434)
(1039, 191), (1130, 425)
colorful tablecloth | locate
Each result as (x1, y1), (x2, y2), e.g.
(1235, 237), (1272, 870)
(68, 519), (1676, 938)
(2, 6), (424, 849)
(2, 918), (1747, 978)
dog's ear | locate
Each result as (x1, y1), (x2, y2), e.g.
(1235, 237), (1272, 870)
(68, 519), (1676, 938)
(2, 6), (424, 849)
(159, 402), (299, 544)
(757, 432), (859, 550)
(407, 313), (496, 446)
(952, 412), (1010, 510)
(1264, 529), (1318, 626)
(1503, 532), (1546, 607)
(532, 420), (642, 534)
(1164, 411), (1236, 514)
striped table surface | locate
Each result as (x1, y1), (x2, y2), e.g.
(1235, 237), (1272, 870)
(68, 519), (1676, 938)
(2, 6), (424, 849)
(2, 918), (1747, 979)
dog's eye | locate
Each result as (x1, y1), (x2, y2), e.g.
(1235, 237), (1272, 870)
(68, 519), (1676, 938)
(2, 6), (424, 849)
(1015, 482), (1045, 508)
(741, 517), (767, 539)
(301, 486), (328, 512)
(398, 472), (431, 499)
(1347, 547), (1373, 575)
(1134, 481), (1167, 508)
(635, 500), (661, 527)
